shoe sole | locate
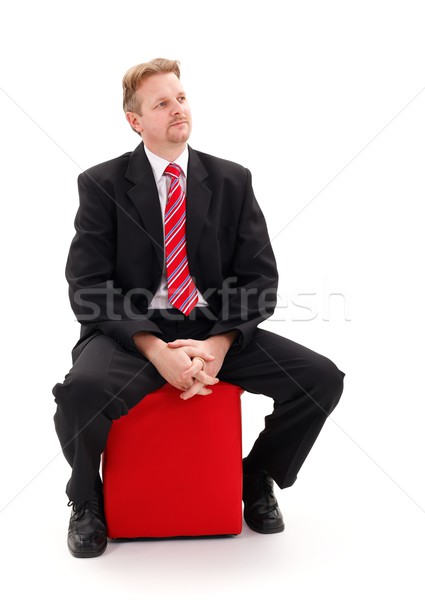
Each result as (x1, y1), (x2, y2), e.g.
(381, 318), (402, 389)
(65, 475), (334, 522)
(243, 510), (285, 534)
(68, 542), (107, 558)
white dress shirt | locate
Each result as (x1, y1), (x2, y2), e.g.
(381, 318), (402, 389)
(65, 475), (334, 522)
(144, 145), (209, 309)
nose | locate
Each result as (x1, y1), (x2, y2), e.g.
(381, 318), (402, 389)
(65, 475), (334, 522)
(170, 99), (183, 115)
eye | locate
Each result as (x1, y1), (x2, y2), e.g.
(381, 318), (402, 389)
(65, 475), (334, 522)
(178, 96), (186, 103)
(156, 101), (167, 108)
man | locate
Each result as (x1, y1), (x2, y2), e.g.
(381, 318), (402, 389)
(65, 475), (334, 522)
(53, 58), (345, 558)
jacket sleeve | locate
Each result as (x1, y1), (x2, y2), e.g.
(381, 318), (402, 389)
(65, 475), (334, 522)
(66, 171), (162, 351)
(207, 168), (279, 352)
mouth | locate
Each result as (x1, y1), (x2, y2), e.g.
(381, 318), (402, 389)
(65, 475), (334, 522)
(170, 121), (188, 127)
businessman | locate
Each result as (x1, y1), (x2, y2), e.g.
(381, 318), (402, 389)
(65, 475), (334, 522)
(53, 58), (345, 558)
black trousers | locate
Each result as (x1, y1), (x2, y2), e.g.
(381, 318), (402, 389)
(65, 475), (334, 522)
(53, 309), (345, 503)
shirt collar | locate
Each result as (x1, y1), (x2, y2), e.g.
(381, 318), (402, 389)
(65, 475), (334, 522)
(144, 145), (189, 183)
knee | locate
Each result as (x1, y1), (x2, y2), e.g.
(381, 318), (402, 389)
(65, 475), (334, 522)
(53, 369), (129, 425)
(311, 356), (345, 412)
(53, 370), (105, 421)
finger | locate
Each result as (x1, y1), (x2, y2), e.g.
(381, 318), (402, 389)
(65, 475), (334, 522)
(181, 356), (219, 378)
(192, 357), (205, 369)
(167, 342), (215, 361)
(167, 340), (184, 346)
(188, 363), (219, 384)
(167, 338), (196, 346)
(181, 363), (203, 378)
(172, 374), (196, 390)
(180, 380), (207, 400)
(186, 348), (215, 361)
(193, 371), (219, 385)
(179, 376), (195, 389)
(167, 340), (215, 360)
(175, 384), (189, 392)
(195, 386), (213, 396)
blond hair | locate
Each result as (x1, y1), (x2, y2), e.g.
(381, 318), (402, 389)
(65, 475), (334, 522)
(122, 58), (181, 134)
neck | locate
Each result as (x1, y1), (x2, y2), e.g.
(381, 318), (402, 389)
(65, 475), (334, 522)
(144, 142), (187, 163)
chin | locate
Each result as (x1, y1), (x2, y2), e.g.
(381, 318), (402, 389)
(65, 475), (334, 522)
(170, 133), (190, 144)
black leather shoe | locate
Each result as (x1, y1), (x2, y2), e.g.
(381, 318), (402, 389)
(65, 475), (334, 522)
(243, 462), (285, 534)
(67, 490), (107, 558)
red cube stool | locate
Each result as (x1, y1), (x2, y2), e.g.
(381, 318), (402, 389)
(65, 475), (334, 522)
(102, 381), (243, 538)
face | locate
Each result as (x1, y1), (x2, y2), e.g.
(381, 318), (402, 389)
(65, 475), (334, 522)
(126, 72), (192, 159)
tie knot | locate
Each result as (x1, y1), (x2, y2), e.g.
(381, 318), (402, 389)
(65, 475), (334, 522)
(164, 163), (182, 179)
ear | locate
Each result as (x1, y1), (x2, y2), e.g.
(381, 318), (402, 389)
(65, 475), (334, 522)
(125, 111), (143, 134)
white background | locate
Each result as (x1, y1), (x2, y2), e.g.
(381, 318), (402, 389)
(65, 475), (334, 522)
(1, 0), (424, 598)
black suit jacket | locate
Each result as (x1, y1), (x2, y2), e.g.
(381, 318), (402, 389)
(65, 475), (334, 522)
(66, 141), (278, 356)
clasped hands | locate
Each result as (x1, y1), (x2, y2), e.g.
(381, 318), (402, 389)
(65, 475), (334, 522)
(133, 332), (237, 400)
(166, 338), (219, 399)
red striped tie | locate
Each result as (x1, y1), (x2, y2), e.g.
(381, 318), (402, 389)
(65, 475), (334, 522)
(163, 163), (199, 315)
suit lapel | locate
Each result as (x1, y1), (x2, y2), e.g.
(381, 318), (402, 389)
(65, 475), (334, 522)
(186, 147), (212, 267)
(125, 141), (212, 271)
(125, 141), (164, 269)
